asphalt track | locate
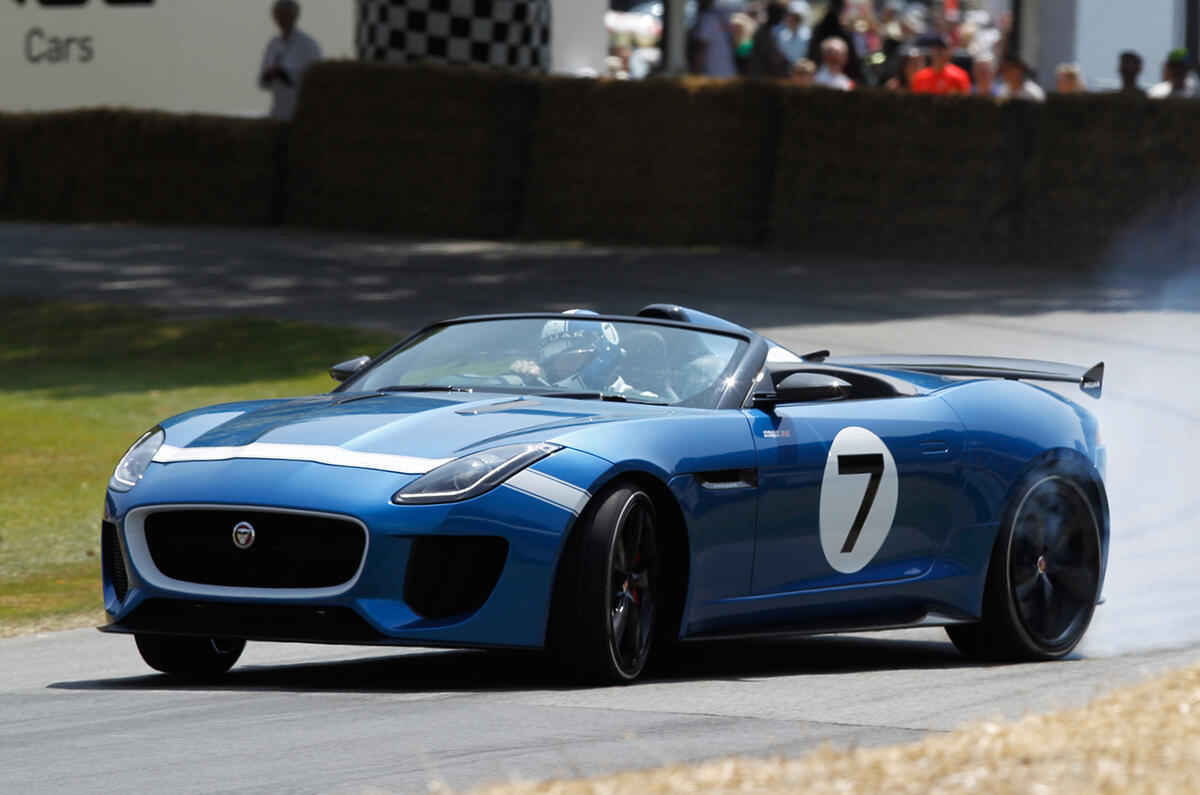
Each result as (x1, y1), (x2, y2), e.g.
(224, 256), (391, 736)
(2, 223), (1199, 793)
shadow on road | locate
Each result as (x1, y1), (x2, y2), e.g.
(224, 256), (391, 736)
(3, 223), (1200, 338)
(48, 633), (993, 694)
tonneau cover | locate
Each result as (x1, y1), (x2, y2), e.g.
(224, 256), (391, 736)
(826, 355), (1104, 398)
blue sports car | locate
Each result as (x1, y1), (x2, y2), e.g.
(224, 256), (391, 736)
(101, 305), (1108, 683)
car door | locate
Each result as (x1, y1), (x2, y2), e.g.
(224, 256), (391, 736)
(747, 391), (966, 595)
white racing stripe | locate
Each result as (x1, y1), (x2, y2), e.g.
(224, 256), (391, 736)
(505, 468), (591, 515)
(153, 443), (450, 475)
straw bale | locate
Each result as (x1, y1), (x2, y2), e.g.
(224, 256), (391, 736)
(1024, 93), (1200, 265)
(0, 114), (14, 214)
(460, 658), (1200, 795)
(286, 61), (538, 238)
(0, 109), (286, 225)
(4, 73), (1198, 268)
(520, 77), (781, 246)
(770, 89), (1026, 263)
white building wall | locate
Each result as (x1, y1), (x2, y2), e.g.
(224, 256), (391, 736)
(0, 0), (607, 114)
(0, 1), (355, 115)
(1023, 0), (1186, 92)
(550, 0), (608, 75)
(1076, 0), (1184, 90)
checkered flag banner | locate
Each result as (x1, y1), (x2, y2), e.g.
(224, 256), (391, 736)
(356, 0), (552, 72)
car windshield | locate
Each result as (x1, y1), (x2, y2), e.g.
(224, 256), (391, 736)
(348, 317), (748, 408)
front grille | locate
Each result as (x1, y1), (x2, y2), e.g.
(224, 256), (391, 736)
(404, 536), (508, 619)
(102, 520), (129, 602)
(117, 599), (383, 643)
(144, 509), (365, 589)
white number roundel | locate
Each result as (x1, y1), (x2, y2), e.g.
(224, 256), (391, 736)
(819, 426), (899, 574)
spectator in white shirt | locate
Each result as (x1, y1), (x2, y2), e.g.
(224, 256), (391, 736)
(773, 1), (812, 67)
(997, 53), (1045, 102)
(259, 0), (322, 120)
(814, 37), (854, 91)
(1148, 48), (1200, 99)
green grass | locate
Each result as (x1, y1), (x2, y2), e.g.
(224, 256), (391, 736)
(0, 298), (395, 631)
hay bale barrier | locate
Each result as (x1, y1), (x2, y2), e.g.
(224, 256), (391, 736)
(285, 61), (539, 238)
(0, 110), (286, 226)
(4, 64), (1200, 267)
(770, 88), (1029, 263)
(520, 77), (780, 247)
(1024, 93), (1200, 266)
(0, 114), (17, 216)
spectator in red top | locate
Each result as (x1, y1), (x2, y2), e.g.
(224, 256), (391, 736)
(910, 35), (971, 95)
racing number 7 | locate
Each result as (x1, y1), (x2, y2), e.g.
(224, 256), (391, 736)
(836, 453), (885, 553)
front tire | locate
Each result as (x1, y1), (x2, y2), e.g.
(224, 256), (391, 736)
(948, 470), (1102, 661)
(551, 483), (660, 684)
(135, 634), (246, 676)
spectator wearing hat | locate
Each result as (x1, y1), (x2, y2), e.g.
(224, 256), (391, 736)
(814, 37), (854, 91)
(774, 1), (812, 68)
(258, 0), (322, 120)
(910, 35), (971, 94)
(1118, 51), (1144, 94)
(1148, 48), (1199, 98)
(997, 53), (1045, 102)
(877, 1), (924, 87)
(730, 12), (757, 75)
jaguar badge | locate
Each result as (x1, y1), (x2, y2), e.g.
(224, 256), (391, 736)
(232, 521), (256, 550)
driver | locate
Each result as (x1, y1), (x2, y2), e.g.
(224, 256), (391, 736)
(510, 318), (661, 399)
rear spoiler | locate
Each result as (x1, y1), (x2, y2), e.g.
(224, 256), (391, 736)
(826, 355), (1105, 399)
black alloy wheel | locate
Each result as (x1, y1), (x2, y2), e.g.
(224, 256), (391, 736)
(607, 493), (657, 676)
(551, 483), (661, 684)
(948, 471), (1102, 661)
(135, 634), (246, 676)
(1006, 475), (1102, 649)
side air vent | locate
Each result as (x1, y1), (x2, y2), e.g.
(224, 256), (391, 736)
(102, 520), (130, 602)
(404, 536), (508, 620)
(695, 469), (759, 490)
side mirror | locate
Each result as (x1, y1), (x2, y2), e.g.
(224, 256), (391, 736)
(753, 372), (852, 408)
(330, 355), (371, 382)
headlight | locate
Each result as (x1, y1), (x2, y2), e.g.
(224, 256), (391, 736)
(109, 427), (165, 492)
(393, 442), (561, 505)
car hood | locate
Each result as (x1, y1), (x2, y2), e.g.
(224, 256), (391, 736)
(157, 391), (680, 472)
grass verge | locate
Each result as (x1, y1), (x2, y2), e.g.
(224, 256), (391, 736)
(0, 298), (394, 634)
(459, 658), (1200, 794)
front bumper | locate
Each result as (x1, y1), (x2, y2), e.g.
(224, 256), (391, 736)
(102, 447), (611, 649)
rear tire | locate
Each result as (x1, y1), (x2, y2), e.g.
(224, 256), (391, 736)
(550, 483), (660, 684)
(948, 470), (1102, 661)
(135, 634), (245, 676)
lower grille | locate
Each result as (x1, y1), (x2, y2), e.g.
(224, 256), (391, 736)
(102, 520), (129, 602)
(143, 509), (365, 589)
(404, 536), (508, 619)
(117, 599), (383, 642)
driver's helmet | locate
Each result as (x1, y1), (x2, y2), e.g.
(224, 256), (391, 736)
(538, 316), (622, 389)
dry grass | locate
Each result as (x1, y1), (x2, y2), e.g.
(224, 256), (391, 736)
(0, 610), (101, 639)
(461, 659), (1200, 795)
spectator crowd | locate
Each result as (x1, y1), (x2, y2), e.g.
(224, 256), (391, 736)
(609, 0), (1200, 101)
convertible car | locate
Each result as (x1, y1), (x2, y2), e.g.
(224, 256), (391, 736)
(101, 305), (1108, 683)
